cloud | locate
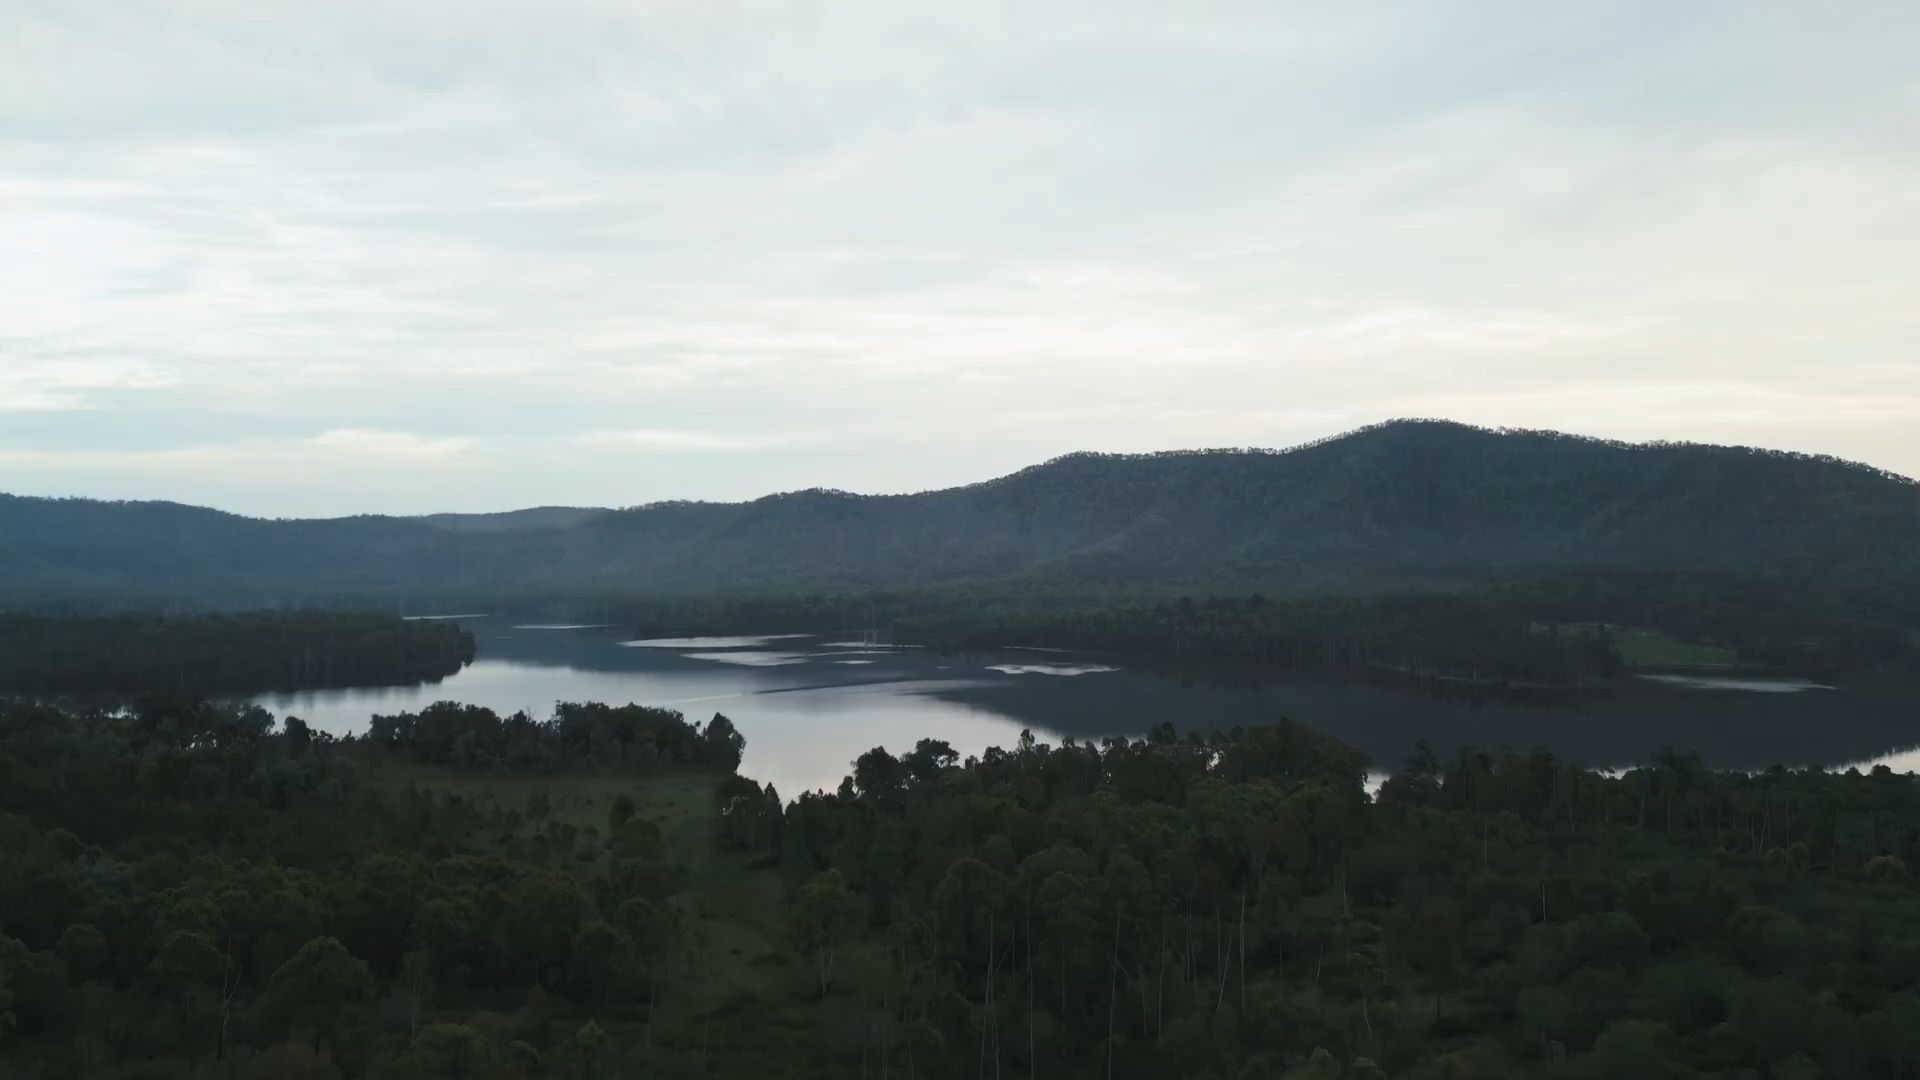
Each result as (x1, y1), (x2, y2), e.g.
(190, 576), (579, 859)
(308, 429), (474, 458)
(0, 429), (476, 477)
(574, 429), (777, 453)
(0, 429), (486, 515)
(1, 2), (1917, 512)
(0, 357), (178, 412)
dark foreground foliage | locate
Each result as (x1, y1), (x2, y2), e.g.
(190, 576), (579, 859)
(0, 612), (474, 695)
(4, 694), (1920, 1077)
(0, 697), (745, 1078)
(777, 727), (1920, 1079)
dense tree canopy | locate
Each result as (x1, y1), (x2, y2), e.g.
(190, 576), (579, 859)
(4, 686), (1920, 1077)
(0, 694), (739, 1078)
(0, 612), (474, 695)
(766, 721), (1920, 1078)
(364, 701), (745, 772)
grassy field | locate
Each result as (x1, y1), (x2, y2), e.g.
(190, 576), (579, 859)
(361, 760), (883, 1065)
(1610, 628), (1741, 668)
(1549, 622), (1742, 669)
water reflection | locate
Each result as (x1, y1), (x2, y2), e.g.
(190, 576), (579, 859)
(255, 620), (1920, 799)
(1638, 674), (1837, 694)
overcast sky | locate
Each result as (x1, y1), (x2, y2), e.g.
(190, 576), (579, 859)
(3, 2), (1917, 516)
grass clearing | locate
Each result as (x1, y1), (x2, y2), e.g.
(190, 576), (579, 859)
(363, 760), (816, 1029)
(1551, 623), (1742, 669)
(1610, 628), (1741, 668)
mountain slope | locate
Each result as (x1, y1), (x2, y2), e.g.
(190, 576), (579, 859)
(2, 421), (1915, 605)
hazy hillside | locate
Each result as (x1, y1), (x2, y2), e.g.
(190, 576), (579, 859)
(2, 421), (1915, 607)
(419, 507), (608, 533)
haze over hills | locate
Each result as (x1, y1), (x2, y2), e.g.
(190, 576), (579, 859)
(418, 507), (609, 534)
(2, 420), (1916, 608)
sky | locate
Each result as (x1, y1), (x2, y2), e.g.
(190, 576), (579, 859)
(3, 1), (1917, 517)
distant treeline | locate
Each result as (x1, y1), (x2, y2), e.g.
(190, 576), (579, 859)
(362, 700), (745, 773)
(884, 570), (1920, 682)
(1491, 570), (1920, 676)
(896, 591), (1627, 686)
(432, 568), (1920, 684)
(0, 611), (475, 694)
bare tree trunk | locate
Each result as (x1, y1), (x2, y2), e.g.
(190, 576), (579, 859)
(998, 972), (1013, 1080)
(1134, 956), (1149, 1038)
(1238, 889), (1247, 1015)
(980, 906), (992, 1080)
(1107, 909), (1121, 1080)
(1216, 927), (1232, 1015)
(1157, 916), (1167, 1037)
(1185, 903), (1195, 1007)
(1213, 905), (1223, 1013)
(218, 954), (238, 1062)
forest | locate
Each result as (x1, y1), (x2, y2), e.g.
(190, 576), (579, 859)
(895, 592), (1626, 687)
(5, 421), (1917, 606)
(4, 693), (1919, 1078)
(890, 570), (1920, 683)
(1, 422), (1916, 1076)
(0, 613), (475, 695)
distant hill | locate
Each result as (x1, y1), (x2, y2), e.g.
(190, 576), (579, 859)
(2, 421), (1915, 607)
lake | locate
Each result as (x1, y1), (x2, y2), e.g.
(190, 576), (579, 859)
(256, 619), (1920, 798)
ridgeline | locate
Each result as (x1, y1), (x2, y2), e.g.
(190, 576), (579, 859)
(3, 421), (1915, 607)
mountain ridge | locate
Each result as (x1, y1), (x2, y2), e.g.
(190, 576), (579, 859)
(5, 419), (1913, 519)
(3, 420), (1916, 606)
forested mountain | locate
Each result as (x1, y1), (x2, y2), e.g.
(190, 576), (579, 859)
(2, 421), (1915, 608)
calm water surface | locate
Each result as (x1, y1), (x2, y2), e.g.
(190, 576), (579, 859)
(255, 620), (1920, 799)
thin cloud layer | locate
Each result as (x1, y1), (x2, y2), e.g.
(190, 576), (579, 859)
(576, 430), (777, 453)
(2, 1), (1917, 515)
